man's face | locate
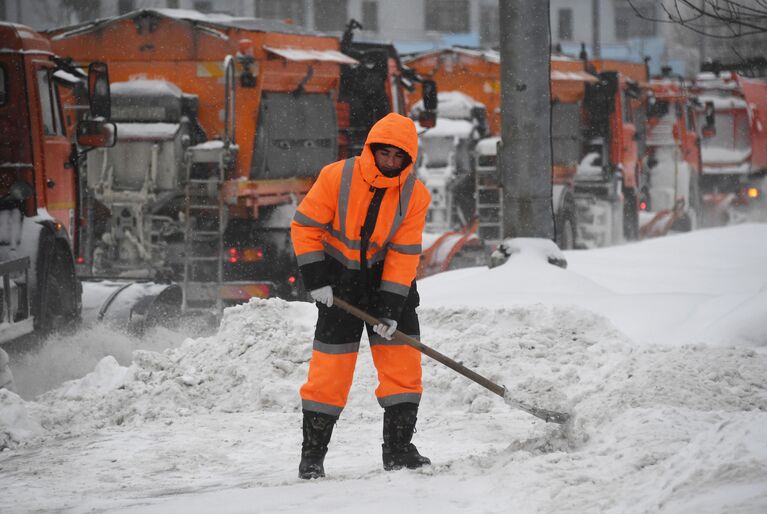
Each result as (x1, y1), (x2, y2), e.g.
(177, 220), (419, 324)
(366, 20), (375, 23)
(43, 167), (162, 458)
(373, 145), (408, 175)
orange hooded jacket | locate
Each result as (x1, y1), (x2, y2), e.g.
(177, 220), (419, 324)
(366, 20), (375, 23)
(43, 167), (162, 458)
(291, 113), (431, 319)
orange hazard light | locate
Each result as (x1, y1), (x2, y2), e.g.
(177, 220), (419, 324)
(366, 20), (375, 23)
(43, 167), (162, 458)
(242, 248), (264, 262)
(746, 187), (760, 199)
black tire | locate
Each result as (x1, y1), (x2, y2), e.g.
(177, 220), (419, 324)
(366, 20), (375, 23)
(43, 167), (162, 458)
(556, 209), (576, 250)
(623, 188), (640, 241)
(34, 230), (80, 334)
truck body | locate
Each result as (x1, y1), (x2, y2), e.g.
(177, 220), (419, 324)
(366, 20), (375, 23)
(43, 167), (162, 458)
(692, 70), (767, 224)
(0, 22), (114, 345)
(46, 10), (432, 311)
(405, 48), (643, 253)
(641, 73), (708, 235)
(45, 9), (358, 309)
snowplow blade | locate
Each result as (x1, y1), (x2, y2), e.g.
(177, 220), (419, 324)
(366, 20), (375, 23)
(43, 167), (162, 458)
(81, 281), (182, 334)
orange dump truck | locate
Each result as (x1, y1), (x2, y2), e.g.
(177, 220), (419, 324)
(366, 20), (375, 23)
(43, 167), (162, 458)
(692, 67), (767, 224)
(45, 9), (370, 310)
(641, 70), (715, 236)
(0, 22), (114, 344)
(406, 48), (648, 251)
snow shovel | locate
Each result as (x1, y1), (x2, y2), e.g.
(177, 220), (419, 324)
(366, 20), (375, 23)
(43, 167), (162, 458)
(333, 296), (571, 424)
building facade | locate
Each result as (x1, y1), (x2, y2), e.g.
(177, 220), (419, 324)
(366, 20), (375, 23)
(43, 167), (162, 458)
(1, 0), (755, 77)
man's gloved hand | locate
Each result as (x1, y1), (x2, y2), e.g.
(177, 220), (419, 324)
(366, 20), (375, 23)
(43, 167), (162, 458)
(373, 318), (397, 340)
(309, 285), (333, 307)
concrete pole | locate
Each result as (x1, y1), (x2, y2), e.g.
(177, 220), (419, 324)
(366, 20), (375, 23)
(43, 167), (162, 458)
(592, 0), (601, 58)
(498, 0), (554, 239)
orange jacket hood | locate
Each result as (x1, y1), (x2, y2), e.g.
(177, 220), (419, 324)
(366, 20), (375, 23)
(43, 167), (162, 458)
(359, 113), (419, 189)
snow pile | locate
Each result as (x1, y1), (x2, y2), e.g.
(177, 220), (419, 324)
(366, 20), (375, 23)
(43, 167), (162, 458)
(24, 299), (316, 435)
(489, 237), (567, 268)
(0, 389), (43, 450)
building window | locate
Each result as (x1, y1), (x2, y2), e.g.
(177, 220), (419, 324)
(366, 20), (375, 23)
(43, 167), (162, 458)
(255, 0), (306, 26)
(167, 0), (179, 8)
(425, 0), (469, 33)
(558, 8), (573, 41)
(314, 0), (347, 32)
(614, 1), (657, 39)
(194, 1), (213, 13)
(362, 1), (378, 32)
(479, 4), (499, 47)
(118, 0), (135, 15)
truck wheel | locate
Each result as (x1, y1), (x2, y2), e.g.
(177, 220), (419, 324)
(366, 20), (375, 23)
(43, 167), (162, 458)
(34, 232), (80, 334)
(556, 211), (576, 250)
(623, 189), (640, 241)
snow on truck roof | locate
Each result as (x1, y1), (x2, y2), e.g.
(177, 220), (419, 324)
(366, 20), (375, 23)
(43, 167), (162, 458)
(419, 118), (476, 138)
(46, 8), (320, 41)
(476, 136), (501, 154)
(111, 80), (184, 98)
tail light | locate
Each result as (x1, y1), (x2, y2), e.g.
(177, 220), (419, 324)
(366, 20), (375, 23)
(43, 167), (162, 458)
(639, 200), (648, 211)
(288, 275), (297, 285)
(76, 256), (85, 264)
(226, 247), (264, 263)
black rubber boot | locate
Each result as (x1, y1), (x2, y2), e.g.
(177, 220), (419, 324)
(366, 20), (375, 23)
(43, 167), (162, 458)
(382, 403), (431, 471)
(298, 410), (337, 479)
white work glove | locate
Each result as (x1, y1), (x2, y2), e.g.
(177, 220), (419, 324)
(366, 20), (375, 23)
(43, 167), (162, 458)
(373, 318), (398, 340)
(309, 285), (333, 307)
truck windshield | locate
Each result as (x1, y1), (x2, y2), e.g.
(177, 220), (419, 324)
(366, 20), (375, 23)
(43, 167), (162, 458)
(700, 109), (750, 152)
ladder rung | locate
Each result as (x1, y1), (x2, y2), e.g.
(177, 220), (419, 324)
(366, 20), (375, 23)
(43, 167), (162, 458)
(187, 204), (219, 209)
(187, 179), (222, 184)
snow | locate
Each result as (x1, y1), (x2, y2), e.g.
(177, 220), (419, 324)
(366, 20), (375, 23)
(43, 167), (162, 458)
(701, 146), (752, 166)
(1, 224), (767, 513)
(111, 79), (183, 98)
(419, 117), (476, 138)
(115, 122), (180, 141)
(412, 91), (486, 122)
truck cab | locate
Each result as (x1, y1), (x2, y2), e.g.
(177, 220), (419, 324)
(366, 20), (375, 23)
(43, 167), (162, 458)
(0, 22), (114, 341)
(644, 73), (707, 230)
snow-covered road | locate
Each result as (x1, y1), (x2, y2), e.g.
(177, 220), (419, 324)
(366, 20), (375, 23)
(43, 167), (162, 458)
(1, 224), (766, 513)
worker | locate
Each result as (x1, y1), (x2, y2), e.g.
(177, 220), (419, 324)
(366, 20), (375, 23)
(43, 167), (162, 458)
(291, 112), (432, 479)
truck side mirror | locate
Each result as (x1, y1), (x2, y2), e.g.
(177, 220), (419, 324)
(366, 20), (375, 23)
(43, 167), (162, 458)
(702, 100), (716, 139)
(76, 119), (117, 148)
(417, 80), (437, 128)
(88, 61), (111, 120)
(422, 79), (438, 112)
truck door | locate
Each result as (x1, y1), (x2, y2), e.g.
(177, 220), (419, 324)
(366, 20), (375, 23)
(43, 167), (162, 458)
(619, 87), (638, 189)
(683, 103), (701, 173)
(32, 62), (75, 239)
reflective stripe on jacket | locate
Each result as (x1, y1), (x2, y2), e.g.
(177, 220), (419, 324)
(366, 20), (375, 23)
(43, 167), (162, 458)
(291, 113), (430, 316)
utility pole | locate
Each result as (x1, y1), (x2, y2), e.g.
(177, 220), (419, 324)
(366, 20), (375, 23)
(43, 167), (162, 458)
(592, 0), (601, 58)
(498, 0), (554, 240)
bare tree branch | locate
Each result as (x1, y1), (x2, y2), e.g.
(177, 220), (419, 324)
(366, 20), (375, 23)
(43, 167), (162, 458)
(627, 0), (767, 37)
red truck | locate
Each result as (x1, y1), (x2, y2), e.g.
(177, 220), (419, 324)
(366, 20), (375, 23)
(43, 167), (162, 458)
(692, 67), (767, 224)
(0, 22), (114, 345)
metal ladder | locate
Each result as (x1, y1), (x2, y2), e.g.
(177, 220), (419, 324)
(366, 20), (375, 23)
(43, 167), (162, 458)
(475, 171), (504, 247)
(181, 143), (228, 318)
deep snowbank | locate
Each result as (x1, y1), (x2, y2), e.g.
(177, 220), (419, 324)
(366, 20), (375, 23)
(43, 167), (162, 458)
(1, 224), (766, 513)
